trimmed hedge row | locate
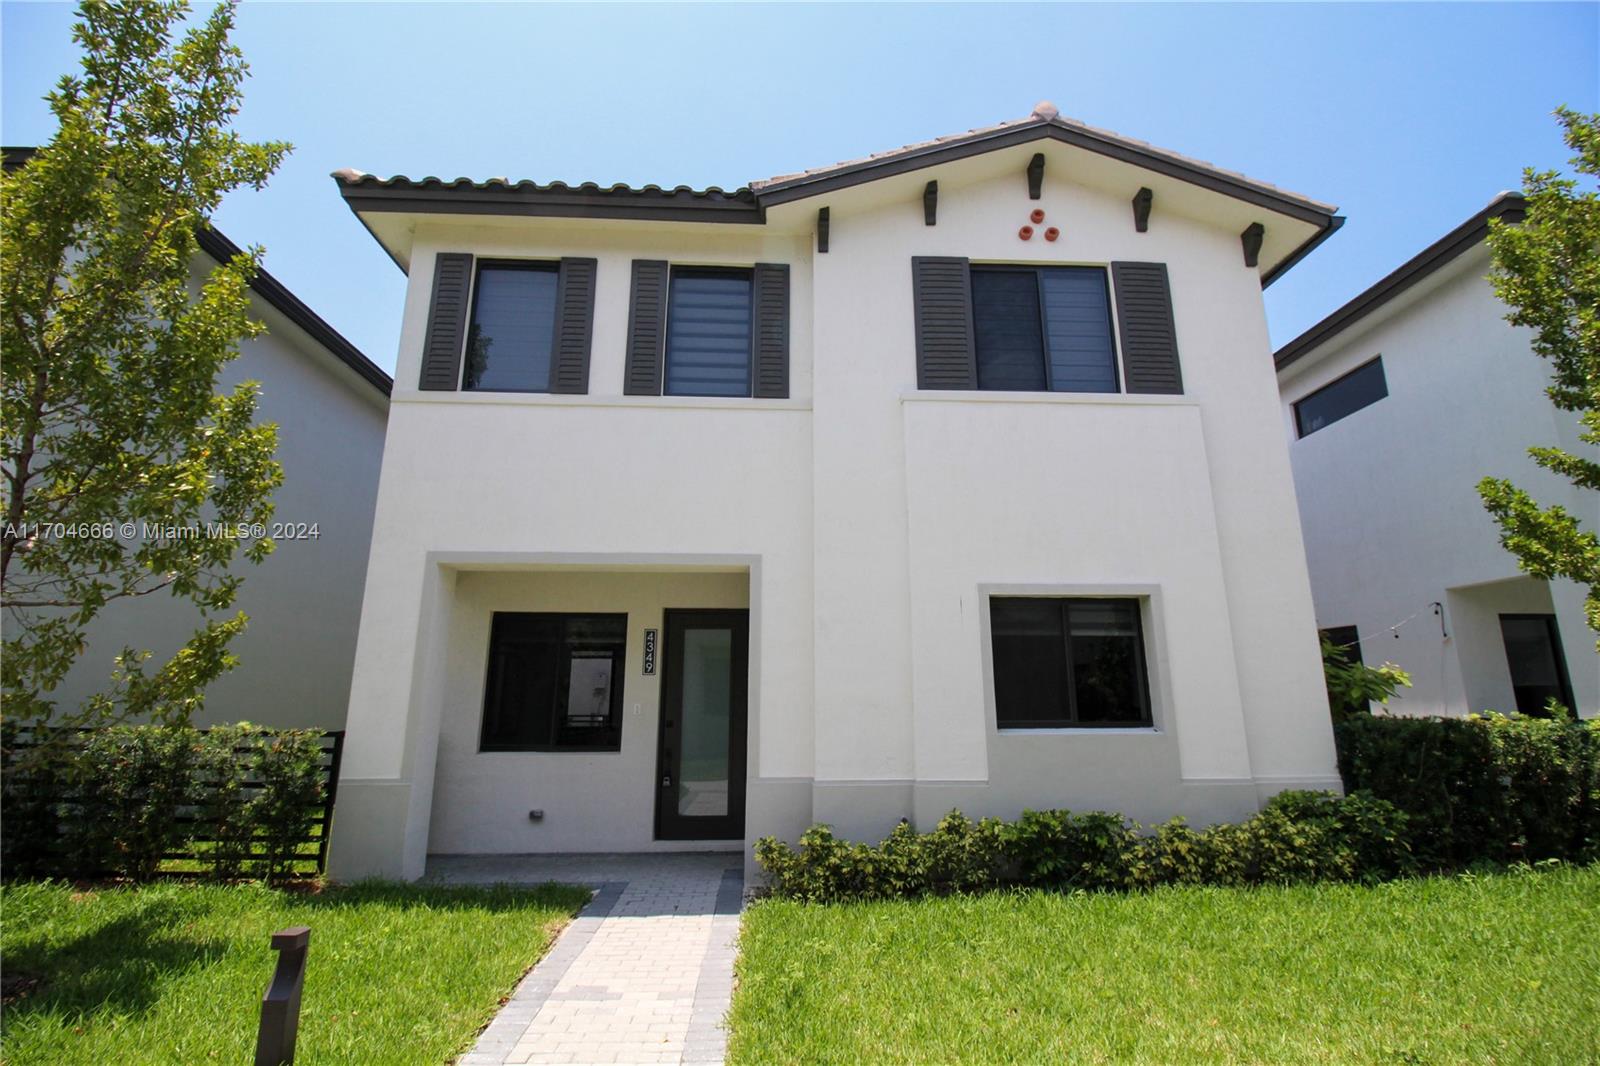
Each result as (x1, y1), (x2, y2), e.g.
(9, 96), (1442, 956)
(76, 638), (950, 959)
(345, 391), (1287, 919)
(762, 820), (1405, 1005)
(755, 791), (1412, 903)
(757, 713), (1600, 903)
(0, 723), (328, 883)
(1335, 711), (1600, 868)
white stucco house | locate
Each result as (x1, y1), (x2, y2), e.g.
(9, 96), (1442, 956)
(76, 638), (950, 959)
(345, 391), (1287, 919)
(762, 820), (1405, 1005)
(15, 186), (393, 732)
(328, 104), (1349, 881)
(1276, 193), (1598, 719)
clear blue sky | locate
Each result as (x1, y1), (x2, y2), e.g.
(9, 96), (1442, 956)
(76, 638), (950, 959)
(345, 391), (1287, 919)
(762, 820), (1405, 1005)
(4, 2), (1596, 374)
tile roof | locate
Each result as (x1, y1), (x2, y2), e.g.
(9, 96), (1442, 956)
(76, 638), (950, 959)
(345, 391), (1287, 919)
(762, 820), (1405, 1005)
(332, 169), (755, 205)
(750, 102), (1337, 215)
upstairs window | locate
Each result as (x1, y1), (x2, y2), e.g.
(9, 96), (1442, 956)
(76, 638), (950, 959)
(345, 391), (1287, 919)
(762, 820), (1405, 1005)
(990, 597), (1152, 728)
(971, 266), (1119, 393)
(664, 268), (753, 397)
(463, 261), (559, 392)
(479, 613), (627, 752)
(1294, 356), (1387, 437)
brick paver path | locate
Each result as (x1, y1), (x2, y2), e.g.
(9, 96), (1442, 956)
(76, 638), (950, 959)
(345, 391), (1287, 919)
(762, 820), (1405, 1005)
(430, 853), (743, 1066)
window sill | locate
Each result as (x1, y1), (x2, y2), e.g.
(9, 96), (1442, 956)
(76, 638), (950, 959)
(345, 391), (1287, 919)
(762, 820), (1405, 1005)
(996, 726), (1161, 736)
(477, 746), (624, 754)
(397, 392), (811, 412)
(902, 389), (1193, 407)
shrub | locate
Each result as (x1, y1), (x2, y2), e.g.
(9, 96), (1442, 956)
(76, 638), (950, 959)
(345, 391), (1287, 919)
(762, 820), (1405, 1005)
(1201, 791), (1412, 886)
(197, 724), (257, 879)
(244, 729), (328, 882)
(918, 811), (1006, 894)
(66, 726), (202, 879)
(1127, 818), (1210, 888)
(1336, 712), (1599, 866)
(1003, 810), (1138, 891)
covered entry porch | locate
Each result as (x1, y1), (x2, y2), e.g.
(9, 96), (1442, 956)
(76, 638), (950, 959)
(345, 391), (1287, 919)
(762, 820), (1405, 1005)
(429, 564), (753, 857)
(329, 552), (785, 882)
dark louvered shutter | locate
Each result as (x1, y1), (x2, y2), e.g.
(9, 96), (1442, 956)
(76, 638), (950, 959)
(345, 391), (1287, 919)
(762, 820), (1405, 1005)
(549, 257), (598, 394)
(624, 260), (669, 396)
(1111, 262), (1183, 394)
(751, 262), (790, 398)
(418, 252), (473, 391)
(911, 257), (976, 389)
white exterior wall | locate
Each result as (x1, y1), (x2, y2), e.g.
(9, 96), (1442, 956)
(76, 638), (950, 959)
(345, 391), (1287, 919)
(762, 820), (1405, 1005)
(46, 282), (389, 731)
(1280, 245), (1598, 718)
(810, 163), (1336, 839)
(332, 143), (1342, 880)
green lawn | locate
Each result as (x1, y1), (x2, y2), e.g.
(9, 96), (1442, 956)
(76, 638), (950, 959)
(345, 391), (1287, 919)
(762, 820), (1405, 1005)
(729, 864), (1600, 1065)
(0, 879), (591, 1066)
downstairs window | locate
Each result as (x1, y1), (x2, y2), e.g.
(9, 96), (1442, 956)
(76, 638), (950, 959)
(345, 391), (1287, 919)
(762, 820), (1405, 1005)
(479, 613), (627, 751)
(990, 597), (1152, 728)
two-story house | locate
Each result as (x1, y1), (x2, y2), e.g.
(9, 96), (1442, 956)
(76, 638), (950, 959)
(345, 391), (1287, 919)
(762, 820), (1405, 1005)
(328, 104), (1347, 881)
(1277, 194), (1598, 719)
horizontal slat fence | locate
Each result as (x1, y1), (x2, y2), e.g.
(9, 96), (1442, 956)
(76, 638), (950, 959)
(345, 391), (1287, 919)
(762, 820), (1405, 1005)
(1, 727), (343, 877)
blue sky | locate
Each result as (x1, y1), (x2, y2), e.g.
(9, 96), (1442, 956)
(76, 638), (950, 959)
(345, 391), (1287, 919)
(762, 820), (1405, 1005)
(3, 2), (1596, 375)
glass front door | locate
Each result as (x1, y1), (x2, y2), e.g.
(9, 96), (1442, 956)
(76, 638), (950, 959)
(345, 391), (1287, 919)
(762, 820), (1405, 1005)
(656, 609), (748, 840)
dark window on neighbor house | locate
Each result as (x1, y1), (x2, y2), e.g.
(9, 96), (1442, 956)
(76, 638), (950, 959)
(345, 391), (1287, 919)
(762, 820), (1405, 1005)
(664, 268), (753, 397)
(479, 613), (627, 751)
(1499, 614), (1575, 716)
(971, 266), (1118, 393)
(1294, 357), (1387, 437)
(990, 598), (1151, 728)
(1320, 625), (1364, 667)
(463, 261), (560, 391)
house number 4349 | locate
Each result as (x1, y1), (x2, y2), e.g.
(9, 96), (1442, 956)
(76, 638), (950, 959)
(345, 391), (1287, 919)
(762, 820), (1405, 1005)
(642, 629), (657, 675)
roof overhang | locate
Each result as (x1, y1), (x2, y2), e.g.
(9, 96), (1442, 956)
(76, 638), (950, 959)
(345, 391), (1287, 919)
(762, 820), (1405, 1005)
(1274, 192), (1526, 373)
(194, 227), (392, 399)
(335, 110), (1342, 287)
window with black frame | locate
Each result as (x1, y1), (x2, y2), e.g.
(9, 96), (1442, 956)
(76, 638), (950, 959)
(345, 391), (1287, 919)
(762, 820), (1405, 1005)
(462, 261), (559, 392)
(970, 265), (1119, 393)
(479, 613), (627, 751)
(664, 267), (754, 397)
(990, 597), (1152, 728)
(1294, 357), (1388, 437)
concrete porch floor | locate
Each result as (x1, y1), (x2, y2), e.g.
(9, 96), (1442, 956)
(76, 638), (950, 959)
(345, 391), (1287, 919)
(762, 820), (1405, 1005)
(429, 853), (744, 1066)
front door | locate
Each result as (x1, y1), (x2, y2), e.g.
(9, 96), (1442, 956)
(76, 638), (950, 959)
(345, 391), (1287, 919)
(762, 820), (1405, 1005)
(656, 609), (749, 840)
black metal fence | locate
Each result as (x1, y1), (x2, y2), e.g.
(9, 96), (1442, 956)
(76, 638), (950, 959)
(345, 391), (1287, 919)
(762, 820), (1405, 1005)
(1, 727), (344, 877)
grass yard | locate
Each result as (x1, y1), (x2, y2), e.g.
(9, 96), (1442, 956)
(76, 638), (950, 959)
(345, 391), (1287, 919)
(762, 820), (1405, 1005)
(729, 864), (1600, 1065)
(0, 879), (591, 1066)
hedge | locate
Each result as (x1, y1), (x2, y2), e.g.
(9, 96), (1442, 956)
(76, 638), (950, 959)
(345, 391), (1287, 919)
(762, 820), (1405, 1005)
(755, 790), (1414, 903)
(1335, 711), (1600, 868)
(0, 723), (329, 883)
(757, 713), (1599, 903)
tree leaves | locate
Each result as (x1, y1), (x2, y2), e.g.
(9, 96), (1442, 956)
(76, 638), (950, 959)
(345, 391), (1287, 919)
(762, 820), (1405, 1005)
(1, 1), (288, 727)
(1483, 107), (1600, 651)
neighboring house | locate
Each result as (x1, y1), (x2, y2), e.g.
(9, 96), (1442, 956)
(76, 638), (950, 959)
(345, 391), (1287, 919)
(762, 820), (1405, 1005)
(329, 103), (1346, 881)
(6, 152), (394, 732)
(1276, 193), (1598, 720)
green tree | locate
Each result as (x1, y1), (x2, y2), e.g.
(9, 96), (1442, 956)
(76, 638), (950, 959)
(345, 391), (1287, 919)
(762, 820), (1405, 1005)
(1321, 637), (1412, 723)
(1480, 107), (1600, 649)
(1, 0), (288, 730)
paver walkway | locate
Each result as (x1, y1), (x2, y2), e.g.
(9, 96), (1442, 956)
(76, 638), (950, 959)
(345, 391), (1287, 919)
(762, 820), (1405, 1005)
(429, 853), (743, 1066)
